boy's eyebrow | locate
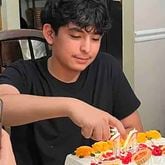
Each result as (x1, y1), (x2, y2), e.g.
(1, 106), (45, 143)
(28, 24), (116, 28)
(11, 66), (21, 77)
(68, 26), (101, 35)
(68, 27), (84, 33)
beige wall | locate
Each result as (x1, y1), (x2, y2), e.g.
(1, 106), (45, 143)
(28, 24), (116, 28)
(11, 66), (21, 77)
(0, 7), (2, 30)
(134, 0), (165, 136)
(122, 0), (134, 87)
(123, 0), (165, 136)
(1, 0), (20, 30)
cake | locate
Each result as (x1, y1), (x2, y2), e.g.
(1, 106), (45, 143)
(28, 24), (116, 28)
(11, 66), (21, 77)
(65, 129), (165, 165)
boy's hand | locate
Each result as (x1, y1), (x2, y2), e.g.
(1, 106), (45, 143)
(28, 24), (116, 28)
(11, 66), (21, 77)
(0, 129), (16, 165)
(68, 99), (126, 141)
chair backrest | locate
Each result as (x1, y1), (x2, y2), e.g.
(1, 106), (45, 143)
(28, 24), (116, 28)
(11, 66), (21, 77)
(0, 29), (50, 73)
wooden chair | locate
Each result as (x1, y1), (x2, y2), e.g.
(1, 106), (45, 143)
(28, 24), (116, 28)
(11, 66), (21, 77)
(0, 29), (50, 73)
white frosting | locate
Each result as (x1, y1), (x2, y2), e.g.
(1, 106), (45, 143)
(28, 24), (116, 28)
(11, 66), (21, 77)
(65, 154), (165, 165)
(65, 155), (93, 165)
(65, 155), (135, 165)
(65, 138), (165, 165)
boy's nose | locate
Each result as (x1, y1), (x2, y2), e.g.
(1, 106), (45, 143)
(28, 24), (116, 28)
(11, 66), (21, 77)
(80, 39), (91, 54)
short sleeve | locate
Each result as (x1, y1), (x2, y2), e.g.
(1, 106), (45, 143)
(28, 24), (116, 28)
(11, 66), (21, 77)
(112, 62), (140, 120)
(0, 61), (28, 93)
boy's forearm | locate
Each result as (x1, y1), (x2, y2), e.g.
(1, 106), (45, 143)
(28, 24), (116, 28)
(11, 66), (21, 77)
(1, 94), (73, 126)
(121, 111), (144, 133)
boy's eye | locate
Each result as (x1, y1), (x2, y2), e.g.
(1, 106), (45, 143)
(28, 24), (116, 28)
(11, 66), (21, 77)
(92, 37), (100, 41)
(92, 35), (102, 41)
(70, 34), (81, 38)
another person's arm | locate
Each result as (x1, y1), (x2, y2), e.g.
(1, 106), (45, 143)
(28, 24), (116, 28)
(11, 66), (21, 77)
(0, 129), (16, 165)
(0, 84), (126, 141)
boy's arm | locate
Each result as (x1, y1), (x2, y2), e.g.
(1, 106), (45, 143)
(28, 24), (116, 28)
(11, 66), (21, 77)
(121, 111), (144, 133)
(0, 129), (16, 165)
(0, 84), (126, 141)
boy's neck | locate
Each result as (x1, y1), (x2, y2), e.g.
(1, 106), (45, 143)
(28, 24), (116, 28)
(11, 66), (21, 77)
(48, 57), (81, 83)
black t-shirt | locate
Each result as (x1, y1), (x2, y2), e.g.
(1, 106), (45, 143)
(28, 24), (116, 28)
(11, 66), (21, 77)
(0, 52), (140, 165)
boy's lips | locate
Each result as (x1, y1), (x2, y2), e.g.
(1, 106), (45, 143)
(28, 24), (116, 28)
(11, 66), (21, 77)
(73, 55), (91, 64)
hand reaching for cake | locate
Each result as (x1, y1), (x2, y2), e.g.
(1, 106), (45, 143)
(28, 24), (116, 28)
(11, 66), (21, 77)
(67, 98), (126, 141)
(0, 129), (16, 165)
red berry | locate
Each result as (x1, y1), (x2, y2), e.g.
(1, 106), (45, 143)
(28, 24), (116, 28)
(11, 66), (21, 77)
(109, 157), (115, 161)
(139, 144), (147, 149)
(152, 146), (162, 156)
(127, 152), (132, 158)
(121, 156), (131, 164)
(106, 152), (113, 157)
(90, 163), (97, 165)
(102, 154), (107, 158)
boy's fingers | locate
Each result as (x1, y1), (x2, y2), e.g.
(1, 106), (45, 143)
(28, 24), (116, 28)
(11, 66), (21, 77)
(109, 116), (126, 139)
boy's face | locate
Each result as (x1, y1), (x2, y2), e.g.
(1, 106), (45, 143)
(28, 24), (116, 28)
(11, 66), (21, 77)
(49, 23), (102, 73)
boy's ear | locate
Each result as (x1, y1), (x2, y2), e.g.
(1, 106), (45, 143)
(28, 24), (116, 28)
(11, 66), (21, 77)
(42, 24), (55, 45)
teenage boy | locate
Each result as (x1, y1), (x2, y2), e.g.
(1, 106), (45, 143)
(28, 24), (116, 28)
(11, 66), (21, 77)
(0, 0), (143, 164)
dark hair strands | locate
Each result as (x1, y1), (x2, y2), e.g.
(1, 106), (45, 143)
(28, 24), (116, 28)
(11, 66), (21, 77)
(41, 0), (111, 34)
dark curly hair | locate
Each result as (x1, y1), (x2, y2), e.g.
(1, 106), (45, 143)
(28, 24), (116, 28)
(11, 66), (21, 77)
(41, 0), (111, 35)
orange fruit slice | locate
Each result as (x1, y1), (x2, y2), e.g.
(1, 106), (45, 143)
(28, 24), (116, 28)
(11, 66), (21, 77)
(132, 148), (151, 165)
